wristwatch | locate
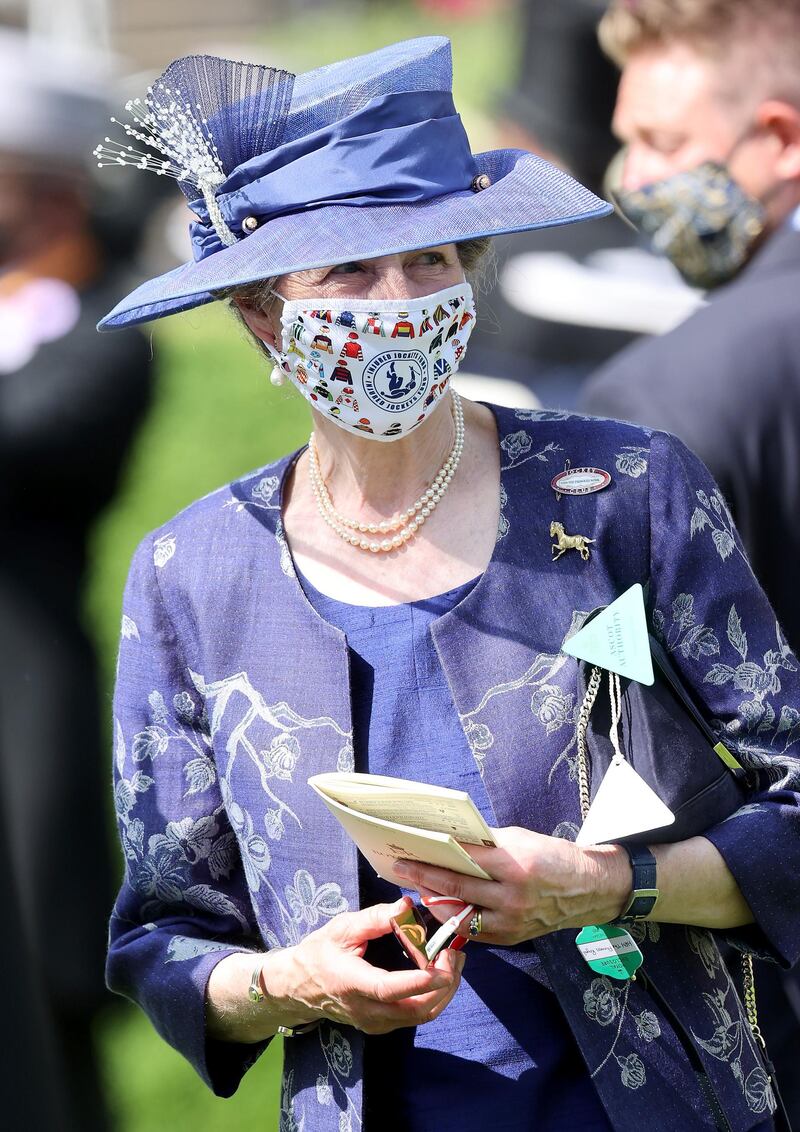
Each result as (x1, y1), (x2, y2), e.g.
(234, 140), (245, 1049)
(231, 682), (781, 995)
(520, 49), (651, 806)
(616, 843), (659, 921)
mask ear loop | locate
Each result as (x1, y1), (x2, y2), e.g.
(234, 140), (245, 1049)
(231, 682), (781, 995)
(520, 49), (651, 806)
(263, 287), (289, 386)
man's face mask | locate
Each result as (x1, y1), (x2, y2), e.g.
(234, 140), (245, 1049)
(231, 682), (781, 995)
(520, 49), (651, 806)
(607, 150), (766, 290)
(262, 282), (476, 441)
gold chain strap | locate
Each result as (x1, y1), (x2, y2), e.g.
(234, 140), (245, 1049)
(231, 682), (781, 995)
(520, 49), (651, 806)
(575, 665), (603, 823)
(741, 954), (766, 1051)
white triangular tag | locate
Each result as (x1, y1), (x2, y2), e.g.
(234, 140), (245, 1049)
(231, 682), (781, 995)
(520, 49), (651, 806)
(575, 758), (675, 846)
(564, 583), (654, 685)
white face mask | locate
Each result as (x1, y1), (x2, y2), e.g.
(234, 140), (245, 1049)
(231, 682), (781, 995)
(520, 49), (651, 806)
(263, 282), (476, 441)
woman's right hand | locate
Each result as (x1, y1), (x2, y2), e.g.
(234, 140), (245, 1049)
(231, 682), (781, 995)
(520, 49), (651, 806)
(261, 896), (465, 1036)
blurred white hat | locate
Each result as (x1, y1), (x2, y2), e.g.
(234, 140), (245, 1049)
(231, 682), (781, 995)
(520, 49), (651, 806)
(0, 27), (111, 169)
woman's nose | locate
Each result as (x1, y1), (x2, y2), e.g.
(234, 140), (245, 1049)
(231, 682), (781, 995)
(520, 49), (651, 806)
(365, 255), (442, 300)
(369, 271), (425, 300)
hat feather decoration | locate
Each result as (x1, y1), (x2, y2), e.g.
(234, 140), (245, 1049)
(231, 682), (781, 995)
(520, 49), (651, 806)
(94, 55), (294, 247)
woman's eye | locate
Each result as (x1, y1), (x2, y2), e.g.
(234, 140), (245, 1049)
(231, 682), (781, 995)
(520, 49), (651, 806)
(414, 253), (445, 266)
(328, 262), (363, 275)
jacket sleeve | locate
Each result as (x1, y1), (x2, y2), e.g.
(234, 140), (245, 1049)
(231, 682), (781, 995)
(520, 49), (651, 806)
(107, 534), (270, 1095)
(647, 430), (800, 967)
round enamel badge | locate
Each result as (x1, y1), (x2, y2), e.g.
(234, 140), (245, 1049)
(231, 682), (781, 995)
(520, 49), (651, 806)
(551, 467), (612, 496)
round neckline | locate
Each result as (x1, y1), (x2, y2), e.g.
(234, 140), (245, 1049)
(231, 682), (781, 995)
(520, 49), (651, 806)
(294, 562), (482, 610)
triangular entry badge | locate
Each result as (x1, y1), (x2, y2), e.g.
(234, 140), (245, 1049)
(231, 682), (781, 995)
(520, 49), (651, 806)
(575, 758), (675, 846)
(564, 583), (654, 686)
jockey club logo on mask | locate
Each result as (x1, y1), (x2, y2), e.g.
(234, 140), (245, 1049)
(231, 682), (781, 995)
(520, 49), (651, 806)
(264, 282), (477, 442)
(362, 349), (428, 412)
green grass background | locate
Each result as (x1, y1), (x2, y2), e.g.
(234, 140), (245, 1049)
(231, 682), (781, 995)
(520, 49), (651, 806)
(88, 5), (518, 1128)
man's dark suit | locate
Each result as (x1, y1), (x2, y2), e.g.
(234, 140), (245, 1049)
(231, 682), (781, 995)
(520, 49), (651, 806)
(582, 221), (800, 1123)
(583, 224), (800, 648)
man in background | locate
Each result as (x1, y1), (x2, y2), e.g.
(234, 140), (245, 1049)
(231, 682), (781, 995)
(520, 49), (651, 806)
(0, 29), (154, 1129)
(582, 0), (800, 646)
(581, 1), (800, 1121)
(466, 0), (647, 406)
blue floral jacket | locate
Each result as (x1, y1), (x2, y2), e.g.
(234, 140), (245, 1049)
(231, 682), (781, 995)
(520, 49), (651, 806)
(109, 404), (800, 1132)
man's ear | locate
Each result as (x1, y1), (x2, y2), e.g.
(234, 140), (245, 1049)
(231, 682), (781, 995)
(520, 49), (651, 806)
(233, 297), (279, 347)
(758, 99), (800, 182)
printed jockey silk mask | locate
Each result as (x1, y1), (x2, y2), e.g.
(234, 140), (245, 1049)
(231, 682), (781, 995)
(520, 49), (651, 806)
(264, 282), (476, 441)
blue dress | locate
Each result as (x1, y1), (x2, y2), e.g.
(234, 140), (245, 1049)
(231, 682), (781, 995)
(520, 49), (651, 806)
(297, 567), (614, 1131)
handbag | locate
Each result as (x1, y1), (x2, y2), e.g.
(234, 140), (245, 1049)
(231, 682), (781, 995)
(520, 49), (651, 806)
(575, 632), (794, 1131)
(576, 631), (749, 844)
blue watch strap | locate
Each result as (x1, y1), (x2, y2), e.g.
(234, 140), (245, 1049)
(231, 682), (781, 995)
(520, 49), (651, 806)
(617, 843), (659, 921)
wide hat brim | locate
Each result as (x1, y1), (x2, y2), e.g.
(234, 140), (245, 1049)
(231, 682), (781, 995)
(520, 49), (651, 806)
(98, 146), (612, 330)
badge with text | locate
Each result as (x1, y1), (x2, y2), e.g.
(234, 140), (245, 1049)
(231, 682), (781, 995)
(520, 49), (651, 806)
(576, 924), (643, 980)
(563, 583), (654, 685)
(552, 466), (611, 499)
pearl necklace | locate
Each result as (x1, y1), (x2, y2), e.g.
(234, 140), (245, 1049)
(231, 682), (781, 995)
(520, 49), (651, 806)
(308, 392), (465, 553)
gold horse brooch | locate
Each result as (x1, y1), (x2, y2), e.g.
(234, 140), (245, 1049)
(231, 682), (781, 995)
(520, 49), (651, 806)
(550, 521), (595, 562)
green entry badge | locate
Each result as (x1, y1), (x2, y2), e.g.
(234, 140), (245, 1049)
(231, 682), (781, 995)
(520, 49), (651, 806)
(576, 924), (643, 980)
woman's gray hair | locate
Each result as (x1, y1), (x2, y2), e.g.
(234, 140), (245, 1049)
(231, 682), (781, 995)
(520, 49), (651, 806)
(217, 237), (495, 354)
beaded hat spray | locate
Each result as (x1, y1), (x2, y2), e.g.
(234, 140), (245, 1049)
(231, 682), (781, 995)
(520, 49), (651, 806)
(94, 55), (294, 250)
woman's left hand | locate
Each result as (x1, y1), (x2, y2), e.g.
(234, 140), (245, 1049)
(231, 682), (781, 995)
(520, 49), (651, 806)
(393, 827), (632, 946)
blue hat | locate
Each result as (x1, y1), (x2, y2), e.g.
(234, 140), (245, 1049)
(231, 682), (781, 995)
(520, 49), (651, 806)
(95, 37), (611, 331)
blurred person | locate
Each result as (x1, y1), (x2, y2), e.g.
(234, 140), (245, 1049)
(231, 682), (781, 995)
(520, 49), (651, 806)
(467, 0), (695, 407)
(0, 28), (154, 1132)
(96, 38), (800, 1132)
(583, 0), (800, 646)
(580, 0), (800, 1121)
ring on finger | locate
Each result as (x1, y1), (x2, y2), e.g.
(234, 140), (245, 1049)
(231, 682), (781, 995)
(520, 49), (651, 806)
(468, 909), (483, 938)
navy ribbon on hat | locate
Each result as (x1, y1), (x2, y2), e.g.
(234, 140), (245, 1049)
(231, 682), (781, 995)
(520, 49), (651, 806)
(188, 90), (478, 261)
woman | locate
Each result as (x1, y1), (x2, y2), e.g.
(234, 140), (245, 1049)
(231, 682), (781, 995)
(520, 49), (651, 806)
(100, 38), (799, 1132)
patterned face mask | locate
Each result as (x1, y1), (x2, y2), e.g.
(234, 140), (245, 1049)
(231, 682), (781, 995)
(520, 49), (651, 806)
(609, 159), (765, 290)
(264, 282), (476, 441)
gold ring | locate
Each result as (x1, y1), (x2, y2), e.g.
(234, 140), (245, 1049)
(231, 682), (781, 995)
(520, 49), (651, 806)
(468, 910), (483, 937)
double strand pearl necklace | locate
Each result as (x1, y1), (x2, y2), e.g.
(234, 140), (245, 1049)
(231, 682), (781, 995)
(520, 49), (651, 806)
(308, 392), (465, 553)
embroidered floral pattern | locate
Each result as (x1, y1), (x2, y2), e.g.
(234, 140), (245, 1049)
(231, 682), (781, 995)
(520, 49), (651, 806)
(687, 928), (722, 979)
(634, 1012), (661, 1043)
(460, 643), (574, 781)
(315, 1075), (333, 1106)
(692, 982), (776, 1115)
(615, 446), (648, 478)
(325, 1029), (354, 1078)
(584, 977), (621, 1026)
(165, 935), (238, 963)
(499, 430), (561, 470)
(121, 614), (140, 641)
(153, 533), (176, 568)
(286, 869), (348, 928)
(251, 474), (281, 509)
(652, 593), (720, 660)
(619, 1052), (647, 1088)
(336, 743), (355, 773)
(531, 684), (576, 734)
(514, 408), (572, 423)
(497, 483), (509, 542)
(584, 979), (648, 1091)
(690, 488), (746, 564)
(261, 733), (301, 781)
(280, 1070), (303, 1132)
